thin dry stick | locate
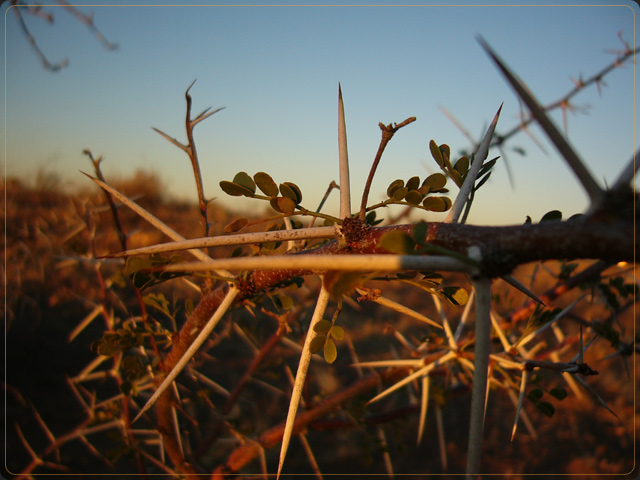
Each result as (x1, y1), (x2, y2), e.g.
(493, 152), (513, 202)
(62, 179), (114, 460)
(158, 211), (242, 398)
(83, 150), (128, 252)
(56, 0), (119, 50)
(106, 226), (338, 258)
(152, 80), (225, 237)
(184, 80), (211, 235)
(358, 117), (417, 221)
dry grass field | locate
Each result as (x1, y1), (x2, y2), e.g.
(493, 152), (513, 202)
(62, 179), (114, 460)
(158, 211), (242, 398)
(3, 172), (637, 478)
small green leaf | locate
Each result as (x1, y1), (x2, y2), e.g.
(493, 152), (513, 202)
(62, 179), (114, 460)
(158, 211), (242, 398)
(379, 230), (415, 254)
(440, 286), (469, 306)
(406, 176), (420, 191)
(549, 388), (567, 400)
(310, 335), (326, 354)
(404, 190), (423, 205)
(454, 156), (470, 175)
(324, 339), (337, 364)
(527, 388), (544, 403)
(220, 180), (254, 197)
(233, 172), (256, 194)
(330, 325), (345, 340)
(540, 210), (562, 222)
(313, 319), (333, 334)
(279, 294), (294, 310)
(387, 179), (404, 198)
(392, 186), (408, 201)
(478, 157), (498, 178)
(422, 196), (448, 212)
(365, 210), (383, 226)
(429, 140), (444, 168)
(449, 170), (463, 188)
(423, 173), (447, 190)
(475, 172), (492, 191)
(439, 144), (451, 166)
(97, 341), (116, 357)
(536, 401), (555, 417)
(413, 221), (429, 244)
(420, 272), (443, 289)
(254, 172), (279, 196)
(126, 256), (150, 276)
(270, 196), (296, 214)
(281, 182), (303, 204)
(224, 217), (249, 233)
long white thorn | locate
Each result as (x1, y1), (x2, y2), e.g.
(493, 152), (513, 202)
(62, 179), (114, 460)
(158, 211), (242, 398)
(338, 83), (352, 219)
(109, 226), (337, 258)
(511, 369), (529, 441)
(417, 374), (430, 445)
(276, 282), (331, 479)
(466, 277), (492, 479)
(446, 104), (502, 223)
(83, 173), (232, 274)
(132, 286), (240, 423)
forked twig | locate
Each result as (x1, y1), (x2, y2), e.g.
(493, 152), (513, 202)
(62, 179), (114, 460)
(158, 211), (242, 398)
(153, 80), (225, 236)
(359, 117), (417, 221)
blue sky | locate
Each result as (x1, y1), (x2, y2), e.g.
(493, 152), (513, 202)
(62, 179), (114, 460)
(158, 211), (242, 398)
(3, 1), (637, 225)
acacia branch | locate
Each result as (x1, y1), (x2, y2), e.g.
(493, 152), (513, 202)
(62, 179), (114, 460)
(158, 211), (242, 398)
(145, 202), (634, 471)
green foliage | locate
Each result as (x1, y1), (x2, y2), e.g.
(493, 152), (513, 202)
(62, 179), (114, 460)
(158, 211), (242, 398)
(540, 210), (562, 222)
(310, 318), (344, 364)
(378, 230), (416, 254)
(220, 171), (341, 224)
(381, 173), (452, 213)
(590, 275), (638, 314)
(527, 378), (567, 418)
(429, 139), (474, 188)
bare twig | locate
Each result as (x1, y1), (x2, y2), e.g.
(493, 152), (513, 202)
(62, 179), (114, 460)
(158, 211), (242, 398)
(153, 80), (225, 237)
(359, 117), (417, 221)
